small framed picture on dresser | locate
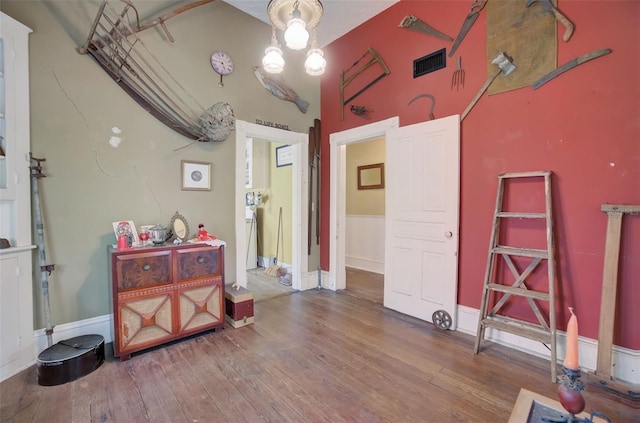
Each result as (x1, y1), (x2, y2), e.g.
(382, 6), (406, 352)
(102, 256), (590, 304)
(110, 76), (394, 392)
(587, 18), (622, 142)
(112, 221), (139, 243)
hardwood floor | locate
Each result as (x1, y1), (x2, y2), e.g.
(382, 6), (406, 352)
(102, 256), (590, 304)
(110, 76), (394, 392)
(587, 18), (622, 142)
(1, 281), (634, 422)
(344, 267), (384, 303)
(248, 265), (382, 304)
(246, 267), (294, 303)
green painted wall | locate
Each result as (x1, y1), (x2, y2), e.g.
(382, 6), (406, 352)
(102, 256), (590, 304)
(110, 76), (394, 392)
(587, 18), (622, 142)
(2, 1), (320, 328)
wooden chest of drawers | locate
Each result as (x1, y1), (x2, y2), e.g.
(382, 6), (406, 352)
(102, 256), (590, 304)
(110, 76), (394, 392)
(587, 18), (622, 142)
(109, 243), (225, 360)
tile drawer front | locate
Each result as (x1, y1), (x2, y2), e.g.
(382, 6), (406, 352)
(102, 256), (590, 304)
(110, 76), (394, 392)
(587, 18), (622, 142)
(118, 293), (174, 352)
(179, 283), (223, 332)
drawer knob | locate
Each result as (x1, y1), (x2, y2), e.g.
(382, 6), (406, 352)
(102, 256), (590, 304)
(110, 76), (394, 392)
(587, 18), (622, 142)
(142, 263), (151, 271)
(197, 256), (204, 264)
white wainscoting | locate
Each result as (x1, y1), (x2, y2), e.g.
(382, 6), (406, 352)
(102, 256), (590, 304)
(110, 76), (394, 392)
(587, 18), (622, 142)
(345, 214), (384, 274)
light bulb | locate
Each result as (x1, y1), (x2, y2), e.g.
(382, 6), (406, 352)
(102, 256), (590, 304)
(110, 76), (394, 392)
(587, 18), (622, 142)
(284, 17), (309, 50)
(305, 48), (326, 76)
(262, 45), (284, 74)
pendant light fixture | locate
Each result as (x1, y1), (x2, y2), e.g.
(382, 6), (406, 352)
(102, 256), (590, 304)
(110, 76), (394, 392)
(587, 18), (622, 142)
(304, 31), (326, 76)
(284, 5), (309, 50)
(262, 27), (285, 74)
(263, 0), (325, 76)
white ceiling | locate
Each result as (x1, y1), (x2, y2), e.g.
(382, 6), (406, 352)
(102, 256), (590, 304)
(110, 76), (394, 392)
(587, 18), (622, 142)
(222, 0), (400, 47)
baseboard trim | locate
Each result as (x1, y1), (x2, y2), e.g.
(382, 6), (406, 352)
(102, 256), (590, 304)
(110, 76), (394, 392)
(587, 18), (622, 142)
(27, 300), (637, 385)
(456, 305), (638, 385)
(34, 314), (113, 356)
(345, 256), (383, 274)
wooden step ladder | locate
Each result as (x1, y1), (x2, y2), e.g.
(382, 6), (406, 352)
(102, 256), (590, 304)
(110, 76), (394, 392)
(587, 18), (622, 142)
(474, 171), (558, 382)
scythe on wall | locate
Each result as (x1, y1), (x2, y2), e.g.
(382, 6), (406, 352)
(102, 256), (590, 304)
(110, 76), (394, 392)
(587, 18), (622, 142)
(79, 0), (234, 143)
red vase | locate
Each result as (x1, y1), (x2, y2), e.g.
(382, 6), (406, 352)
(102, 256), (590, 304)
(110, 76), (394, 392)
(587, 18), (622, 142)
(557, 383), (585, 415)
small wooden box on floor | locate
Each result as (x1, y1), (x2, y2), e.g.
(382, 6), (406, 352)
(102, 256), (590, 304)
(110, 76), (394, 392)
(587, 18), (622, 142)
(225, 284), (254, 328)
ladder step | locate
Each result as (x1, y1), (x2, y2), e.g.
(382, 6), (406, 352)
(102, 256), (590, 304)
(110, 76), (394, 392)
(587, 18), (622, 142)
(499, 171), (551, 179)
(496, 212), (547, 219)
(601, 204), (640, 214)
(480, 316), (552, 344)
(487, 284), (550, 301)
(492, 246), (548, 259)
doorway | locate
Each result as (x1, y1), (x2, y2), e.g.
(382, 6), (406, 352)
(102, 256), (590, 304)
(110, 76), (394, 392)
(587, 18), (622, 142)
(245, 138), (295, 302)
(342, 138), (386, 301)
(329, 117), (399, 291)
(344, 267), (384, 303)
(235, 120), (310, 292)
(330, 116), (460, 329)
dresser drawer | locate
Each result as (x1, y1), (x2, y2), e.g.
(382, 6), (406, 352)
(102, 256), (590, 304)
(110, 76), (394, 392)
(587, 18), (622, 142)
(176, 246), (220, 281)
(115, 250), (172, 291)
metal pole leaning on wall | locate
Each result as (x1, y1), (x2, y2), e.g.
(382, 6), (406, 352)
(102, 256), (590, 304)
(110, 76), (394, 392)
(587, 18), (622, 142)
(30, 154), (55, 348)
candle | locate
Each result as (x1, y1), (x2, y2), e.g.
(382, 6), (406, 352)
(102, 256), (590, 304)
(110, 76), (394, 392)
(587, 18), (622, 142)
(563, 307), (579, 370)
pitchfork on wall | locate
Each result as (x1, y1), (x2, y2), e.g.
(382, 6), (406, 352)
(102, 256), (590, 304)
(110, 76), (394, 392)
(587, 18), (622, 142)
(451, 56), (465, 90)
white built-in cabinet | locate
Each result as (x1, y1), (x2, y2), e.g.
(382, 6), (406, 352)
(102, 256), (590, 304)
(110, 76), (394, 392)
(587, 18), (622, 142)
(0, 12), (35, 382)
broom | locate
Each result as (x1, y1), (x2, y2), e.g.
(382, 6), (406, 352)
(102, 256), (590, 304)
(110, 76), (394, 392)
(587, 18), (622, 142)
(264, 207), (283, 277)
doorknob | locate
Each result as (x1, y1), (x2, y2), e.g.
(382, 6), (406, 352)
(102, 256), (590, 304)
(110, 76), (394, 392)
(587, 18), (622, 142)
(445, 231), (453, 238)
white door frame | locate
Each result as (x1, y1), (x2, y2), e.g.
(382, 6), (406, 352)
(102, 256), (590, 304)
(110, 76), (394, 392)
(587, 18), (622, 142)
(235, 120), (310, 290)
(328, 117), (400, 290)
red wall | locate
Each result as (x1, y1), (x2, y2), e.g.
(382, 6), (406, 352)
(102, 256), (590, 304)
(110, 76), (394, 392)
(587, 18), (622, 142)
(319, 0), (639, 349)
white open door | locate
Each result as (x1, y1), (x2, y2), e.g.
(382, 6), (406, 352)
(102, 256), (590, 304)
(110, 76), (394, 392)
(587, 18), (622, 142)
(384, 115), (460, 329)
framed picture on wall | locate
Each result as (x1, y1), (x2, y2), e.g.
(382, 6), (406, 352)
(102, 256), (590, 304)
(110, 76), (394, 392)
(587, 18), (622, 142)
(276, 145), (294, 167)
(181, 160), (211, 191)
(357, 163), (385, 190)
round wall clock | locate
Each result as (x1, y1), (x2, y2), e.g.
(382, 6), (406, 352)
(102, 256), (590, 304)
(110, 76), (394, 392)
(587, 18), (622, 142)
(210, 50), (234, 87)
